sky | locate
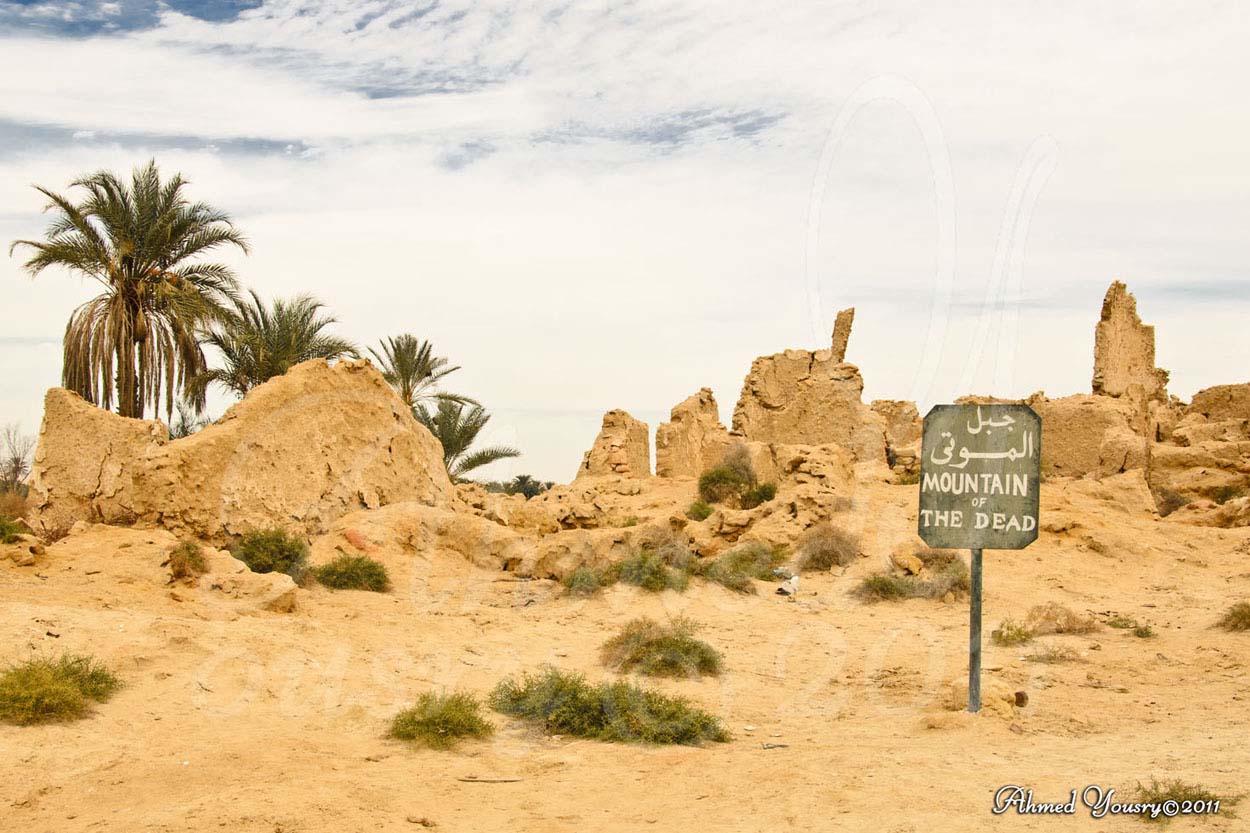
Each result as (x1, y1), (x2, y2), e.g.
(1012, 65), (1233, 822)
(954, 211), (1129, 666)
(1, 1), (1248, 482)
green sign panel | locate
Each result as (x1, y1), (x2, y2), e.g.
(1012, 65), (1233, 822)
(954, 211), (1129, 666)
(918, 404), (1041, 550)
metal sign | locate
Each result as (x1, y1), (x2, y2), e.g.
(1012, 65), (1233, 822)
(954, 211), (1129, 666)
(918, 404), (1041, 550)
(918, 404), (1041, 713)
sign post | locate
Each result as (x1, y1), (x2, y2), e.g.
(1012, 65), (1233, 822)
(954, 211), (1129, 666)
(918, 404), (1041, 713)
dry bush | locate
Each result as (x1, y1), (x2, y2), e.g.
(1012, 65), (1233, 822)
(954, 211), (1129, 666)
(1024, 603), (1098, 635)
(1024, 645), (1082, 664)
(489, 666), (729, 745)
(617, 550), (689, 593)
(698, 541), (785, 593)
(563, 565), (616, 597)
(796, 523), (861, 571)
(600, 617), (722, 677)
(0, 490), (28, 523)
(856, 556), (970, 602)
(166, 541), (207, 583)
(1154, 488), (1189, 517)
(231, 527), (311, 584)
(1217, 602), (1250, 632)
(1135, 779), (1240, 822)
(313, 554), (391, 592)
(0, 655), (121, 725)
(685, 500), (713, 521)
(991, 619), (1035, 646)
(389, 692), (493, 749)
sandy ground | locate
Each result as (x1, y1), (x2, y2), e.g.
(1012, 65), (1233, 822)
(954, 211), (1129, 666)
(2, 480), (1248, 833)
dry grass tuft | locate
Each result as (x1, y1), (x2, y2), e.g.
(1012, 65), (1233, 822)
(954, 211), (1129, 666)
(166, 541), (207, 583)
(389, 692), (494, 749)
(1217, 602), (1250, 632)
(0, 655), (121, 725)
(600, 617), (722, 677)
(796, 523), (860, 571)
(1024, 603), (1098, 635)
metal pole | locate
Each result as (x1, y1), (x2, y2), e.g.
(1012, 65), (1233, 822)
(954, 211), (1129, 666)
(968, 547), (983, 713)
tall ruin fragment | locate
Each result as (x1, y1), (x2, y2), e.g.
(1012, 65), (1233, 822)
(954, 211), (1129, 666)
(830, 307), (855, 363)
(1092, 281), (1169, 401)
(654, 388), (732, 478)
(576, 409), (651, 479)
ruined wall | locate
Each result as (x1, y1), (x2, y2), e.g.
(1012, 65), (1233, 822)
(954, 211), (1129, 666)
(27, 359), (457, 542)
(830, 307), (855, 363)
(576, 409), (651, 479)
(1092, 281), (1169, 401)
(730, 350), (886, 464)
(654, 388), (732, 478)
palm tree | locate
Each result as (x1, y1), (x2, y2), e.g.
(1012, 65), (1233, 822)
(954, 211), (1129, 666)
(10, 160), (247, 419)
(169, 400), (210, 439)
(415, 400), (519, 481)
(192, 290), (358, 398)
(368, 334), (474, 410)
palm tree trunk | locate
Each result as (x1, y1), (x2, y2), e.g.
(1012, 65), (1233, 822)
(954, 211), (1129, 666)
(116, 338), (139, 419)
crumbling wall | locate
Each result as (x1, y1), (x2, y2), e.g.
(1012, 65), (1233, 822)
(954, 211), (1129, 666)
(576, 409), (650, 479)
(654, 388), (732, 478)
(830, 307), (855, 363)
(27, 359), (457, 542)
(1092, 281), (1169, 401)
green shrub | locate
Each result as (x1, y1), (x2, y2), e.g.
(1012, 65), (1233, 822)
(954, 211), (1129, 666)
(0, 655), (121, 725)
(390, 691), (494, 749)
(166, 541), (207, 583)
(740, 483), (777, 509)
(699, 541), (785, 593)
(698, 466), (751, 504)
(232, 528), (310, 584)
(489, 666), (729, 745)
(797, 523), (860, 571)
(1217, 602), (1250, 632)
(617, 549), (689, 593)
(313, 554), (391, 592)
(563, 565), (616, 597)
(1107, 615), (1138, 629)
(991, 619), (1035, 646)
(686, 500), (713, 521)
(1135, 779), (1239, 822)
(1133, 624), (1156, 639)
(0, 515), (22, 545)
(601, 617), (723, 677)
(894, 470), (921, 485)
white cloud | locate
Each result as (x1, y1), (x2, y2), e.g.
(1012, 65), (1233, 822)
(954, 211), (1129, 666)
(1, 1), (1248, 480)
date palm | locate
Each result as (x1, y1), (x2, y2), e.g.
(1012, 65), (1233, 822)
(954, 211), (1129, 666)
(415, 400), (519, 481)
(9, 160), (247, 419)
(192, 290), (358, 398)
(368, 334), (474, 410)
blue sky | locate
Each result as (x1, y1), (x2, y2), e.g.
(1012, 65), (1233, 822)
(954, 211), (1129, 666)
(2, 1), (1248, 481)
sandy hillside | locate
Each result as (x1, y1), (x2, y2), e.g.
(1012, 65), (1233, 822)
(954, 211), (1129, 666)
(3, 477), (1247, 833)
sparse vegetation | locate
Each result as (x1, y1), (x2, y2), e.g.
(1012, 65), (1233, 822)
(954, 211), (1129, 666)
(1135, 779), (1239, 822)
(313, 554), (391, 592)
(856, 549), (969, 602)
(416, 400), (520, 481)
(166, 540), (207, 583)
(601, 618), (723, 677)
(698, 541), (785, 593)
(0, 490), (27, 526)
(481, 474), (555, 498)
(1133, 624), (1156, 639)
(1107, 615), (1138, 629)
(0, 515), (23, 545)
(991, 619), (1035, 646)
(1, 423), (35, 495)
(231, 527), (311, 584)
(1217, 602), (1250, 632)
(1025, 602), (1098, 635)
(1211, 482), (1247, 505)
(1024, 645), (1082, 664)
(563, 565), (617, 597)
(389, 691), (494, 749)
(0, 655), (121, 725)
(617, 549), (689, 593)
(489, 666), (729, 745)
(1155, 487), (1189, 517)
(686, 500), (713, 521)
(697, 466), (751, 504)
(696, 445), (776, 510)
(740, 482), (777, 509)
(796, 523), (861, 571)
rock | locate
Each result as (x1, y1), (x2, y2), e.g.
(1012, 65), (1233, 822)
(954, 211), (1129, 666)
(576, 410), (650, 479)
(830, 307), (855, 363)
(26, 388), (169, 532)
(871, 400), (922, 478)
(890, 546), (923, 575)
(3, 533), (44, 566)
(28, 359), (456, 543)
(731, 351), (886, 464)
(201, 549), (299, 613)
(1092, 280), (1169, 401)
(1188, 384), (1250, 421)
(1097, 426), (1149, 477)
(654, 389), (732, 478)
